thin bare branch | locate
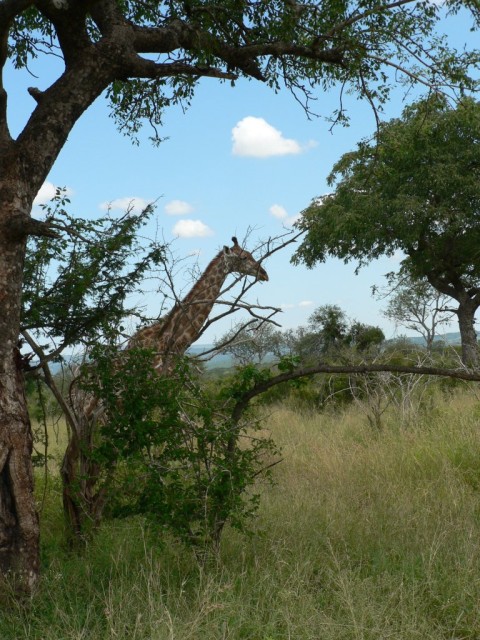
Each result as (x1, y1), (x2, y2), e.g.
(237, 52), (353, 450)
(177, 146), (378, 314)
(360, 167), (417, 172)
(21, 330), (78, 432)
(324, 0), (418, 38)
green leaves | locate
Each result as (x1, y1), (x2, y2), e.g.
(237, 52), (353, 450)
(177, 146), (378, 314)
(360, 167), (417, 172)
(7, 7), (55, 69)
(294, 96), (480, 282)
(80, 348), (278, 548)
(22, 191), (165, 361)
(6, 2), (479, 143)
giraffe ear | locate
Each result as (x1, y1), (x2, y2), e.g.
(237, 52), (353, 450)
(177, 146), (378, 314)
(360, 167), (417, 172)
(223, 245), (231, 254)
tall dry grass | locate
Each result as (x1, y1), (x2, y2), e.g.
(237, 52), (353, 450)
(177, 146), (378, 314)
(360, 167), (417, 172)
(4, 386), (480, 639)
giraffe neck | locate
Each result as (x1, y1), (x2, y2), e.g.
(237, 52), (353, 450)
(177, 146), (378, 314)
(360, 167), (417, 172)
(130, 252), (228, 368)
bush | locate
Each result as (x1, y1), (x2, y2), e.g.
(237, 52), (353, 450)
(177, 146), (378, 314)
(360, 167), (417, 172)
(70, 346), (279, 549)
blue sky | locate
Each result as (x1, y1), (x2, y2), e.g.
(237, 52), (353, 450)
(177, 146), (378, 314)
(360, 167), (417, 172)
(6, 9), (478, 345)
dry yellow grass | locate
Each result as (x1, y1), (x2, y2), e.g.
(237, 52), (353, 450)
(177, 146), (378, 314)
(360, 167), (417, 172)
(5, 386), (480, 639)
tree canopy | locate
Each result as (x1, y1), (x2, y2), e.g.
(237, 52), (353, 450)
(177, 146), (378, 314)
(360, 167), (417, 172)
(293, 96), (480, 365)
(4, 0), (480, 152)
(378, 271), (454, 350)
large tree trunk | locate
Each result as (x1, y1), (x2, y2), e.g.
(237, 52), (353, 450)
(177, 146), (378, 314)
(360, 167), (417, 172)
(0, 203), (39, 591)
(426, 275), (480, 369)
(457, 300), (479, 368)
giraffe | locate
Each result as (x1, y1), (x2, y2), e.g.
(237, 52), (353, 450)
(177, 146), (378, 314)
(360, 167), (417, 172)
(127, 236), (269, 373)
(63, 236), (268, 540)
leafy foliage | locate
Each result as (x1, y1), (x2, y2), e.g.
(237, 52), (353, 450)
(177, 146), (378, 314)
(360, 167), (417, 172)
(299, 304), (384, 360)
(293, 96), (480, 365)
(294, 96), (480, 270)
(6, 2), (480, 144)
(22, 191), (165, 362)
(294, 96), (480, 275)
(77, 346), (279, 548)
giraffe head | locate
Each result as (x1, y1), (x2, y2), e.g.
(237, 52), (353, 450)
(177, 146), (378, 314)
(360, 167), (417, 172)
(223, 237), (269, 282)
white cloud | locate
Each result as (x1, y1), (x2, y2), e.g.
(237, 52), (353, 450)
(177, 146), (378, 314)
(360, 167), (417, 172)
(165, 200), (194, 216)
(288, 212), (301, 226)
(172, 219), (214, 238)
(232, 116), (303, 158)
(33, 181), (73, 205)
(99, 196), (151, 214)
(269, 203), (301, 227)
(269, 204), (288, 220)
(281, 301), (313, 310)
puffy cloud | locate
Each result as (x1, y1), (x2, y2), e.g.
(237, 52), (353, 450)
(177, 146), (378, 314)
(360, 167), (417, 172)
(165, 200), (194, 216)
(232, 117), (302, 158)
(269, 204), (289, 220)
(99, 196), (152, 214)
(34, 181), (73, 205)
(269, 203), (301, 227)
(172, 219), (214, 238)
(299, 300), (314, 307)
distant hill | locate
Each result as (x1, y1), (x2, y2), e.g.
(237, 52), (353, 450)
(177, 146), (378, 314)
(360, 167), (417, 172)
(401, 332), (461, 346)
(40, 333), (465, 375)
(188, 344), (235, 370)
(191, 332), (465, 370)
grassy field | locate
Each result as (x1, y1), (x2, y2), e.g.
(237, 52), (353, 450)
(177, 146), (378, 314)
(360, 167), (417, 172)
(3, 386), (480, 639)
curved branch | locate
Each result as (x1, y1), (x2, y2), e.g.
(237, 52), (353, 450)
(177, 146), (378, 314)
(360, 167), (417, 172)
(324, 0), (417, 38)
(231, 362), (480, 423)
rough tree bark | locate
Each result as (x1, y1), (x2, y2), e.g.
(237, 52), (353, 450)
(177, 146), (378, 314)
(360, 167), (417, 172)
(0, 198), (39, 590)
(456, 298), (480, 369)
(426, 273), (480, 368)
(0, 82), (109, 588)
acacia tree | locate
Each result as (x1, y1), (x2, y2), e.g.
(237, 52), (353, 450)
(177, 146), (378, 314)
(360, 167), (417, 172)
(294, 96), (480, 368)
(294, 304), (384, 361)
(215, 320), (283, 366)
(1, 0), (479, 589)
(378, 271), (454, 350)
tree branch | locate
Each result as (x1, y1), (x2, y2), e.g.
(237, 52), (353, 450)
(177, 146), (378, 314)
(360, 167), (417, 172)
(131, 20), (345, 81)
(231, 362), (480, 423)
(324, 0), (417, 38)
(121, 57), (237, 81)
(3, 215), (61, 240)
(0, 0), (34, 23)
(21, 330), (78, 434)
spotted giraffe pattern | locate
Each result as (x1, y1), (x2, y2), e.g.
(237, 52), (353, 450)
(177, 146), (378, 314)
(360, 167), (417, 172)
(70, 237), (268, 422)
(127, 236), (268, 373)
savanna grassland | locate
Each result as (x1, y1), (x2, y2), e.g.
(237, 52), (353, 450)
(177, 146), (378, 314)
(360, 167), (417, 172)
(3, 386), (480, 639)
